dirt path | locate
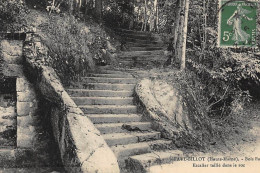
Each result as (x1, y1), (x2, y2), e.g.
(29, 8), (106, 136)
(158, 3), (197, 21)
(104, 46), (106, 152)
(148, 101), (260, 173)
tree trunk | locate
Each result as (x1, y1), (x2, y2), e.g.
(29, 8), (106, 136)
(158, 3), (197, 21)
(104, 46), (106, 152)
(172, 0), (189, 70)
(95, 0), (102, 22)
(144, 0), (147, 31)
(180, 0), (189, 70)
(69, 0), (74, 14)
(171, 0), (181, 66)
(153, 0), (158, 32)
(156, 4), (159, 31)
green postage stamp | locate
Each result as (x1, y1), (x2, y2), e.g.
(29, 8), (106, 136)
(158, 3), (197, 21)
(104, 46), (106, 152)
(218, 0), (258, 47)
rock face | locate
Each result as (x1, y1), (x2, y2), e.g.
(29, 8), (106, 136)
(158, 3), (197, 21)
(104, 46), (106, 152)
(135, 79), (205, 147)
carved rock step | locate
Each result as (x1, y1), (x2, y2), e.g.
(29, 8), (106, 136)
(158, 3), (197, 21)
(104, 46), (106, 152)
(93, 69), (135, 75)
(126, 42), (165, 48)
(66, 89), (133, 97)
(79, 105), (138, 114)
(111, 140), (173, 159)
(118, 55), (167, 61)
(103, 132), (161, 146)
(115, 31), (153, 38)
(124, 36), (161, 42)
(81, 77), (137, 84)
(118, 60), (165, 68)
(114, 28), (154, 36)
(87, 114), (142, 124)
(118, 50), (165, 57)
(126, 150), (183, 173)
(128, 47), (164, 51)
(86, 73), (133, 78)
(74, 83), (135, 91)
(95, 122), (152, 134)
(72, 97), (134, 105)
(125, 39), (163, 45)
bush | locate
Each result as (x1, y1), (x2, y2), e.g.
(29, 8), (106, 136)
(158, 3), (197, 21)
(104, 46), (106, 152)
(38, 14), (95, 84)
(0, 0), (27, 31)
(38, 13), (112, 85)
(24, 0), (47, 9)
(185, 1), (260, 119)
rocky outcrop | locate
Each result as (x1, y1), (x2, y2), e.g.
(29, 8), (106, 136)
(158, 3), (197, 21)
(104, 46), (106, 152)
(135, 79), (207, 148)
(23, 33), (120, 173)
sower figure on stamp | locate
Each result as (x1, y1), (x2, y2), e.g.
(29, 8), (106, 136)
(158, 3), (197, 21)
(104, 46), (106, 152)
(227, 4), (253, 45)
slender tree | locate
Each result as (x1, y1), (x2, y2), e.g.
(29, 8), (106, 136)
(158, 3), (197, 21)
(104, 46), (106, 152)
(180, 0), (189, 70)
(172, 0), (190, 70)
(95, 0), (102, 22)
(144, 0), (147, 31)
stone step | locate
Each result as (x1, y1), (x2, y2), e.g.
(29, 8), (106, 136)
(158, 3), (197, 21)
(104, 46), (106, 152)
(111, 142), (151, 159)
(116, 31), (153, 38)
(75, 83), (135, 91)
(126, 42), (164, 48)
(118, 55), (167, 61)
(111, 140), (172, 159)
(0, 168), (64, 173)
(119, 60), (165, 68)
(87, 73), (133, 78)
(93, 70), (133, 74)
(128, 47), (164, 51)
(66, 89), (133, 97)
(127, 150), (183, 173)
(79, 105), (138, 114)
(95, 122), (152, 134)
(72, 97), (134, 105)
(124, 36), (160, 42)
(114, 28), (154, 36)
(118, 50), (165, 57)
(81, 77), (137, 84)
(125, 39), (163, 45)
(87, 114), (142, 124)
(103, 132), (161, 146)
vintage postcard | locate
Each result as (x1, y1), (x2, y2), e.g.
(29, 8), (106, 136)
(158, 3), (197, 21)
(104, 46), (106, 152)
(1, 0), (260, 173)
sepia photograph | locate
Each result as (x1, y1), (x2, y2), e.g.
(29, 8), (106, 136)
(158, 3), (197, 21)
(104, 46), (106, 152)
(0, 0), (260, 172)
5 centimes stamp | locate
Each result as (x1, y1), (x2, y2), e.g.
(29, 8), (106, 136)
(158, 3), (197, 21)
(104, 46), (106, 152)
(218, 0), (258, 47)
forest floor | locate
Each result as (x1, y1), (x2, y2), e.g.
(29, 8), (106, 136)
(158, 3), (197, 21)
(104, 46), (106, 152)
(148, 101), (260, 173)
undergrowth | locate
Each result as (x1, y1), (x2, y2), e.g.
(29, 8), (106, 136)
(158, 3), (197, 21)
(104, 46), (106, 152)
(0, 0), (28, 31)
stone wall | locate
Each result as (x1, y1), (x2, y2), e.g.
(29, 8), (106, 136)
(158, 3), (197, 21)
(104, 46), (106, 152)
(23, 33), (120, 173)
(16, 77), (38, 148)
(0, 39), (38, 149)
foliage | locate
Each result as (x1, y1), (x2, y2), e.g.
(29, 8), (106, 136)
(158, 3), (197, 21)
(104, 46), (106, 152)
(46, 0), (62, 14)
(103, 0), (134, 29)
(38, 14), (95, 84)
(24, 0), (47, 8)
(186, 0), (260, 119)
(38, 12), (113, 85)
(102, 0), (176, 32)
(0, 0), (28, 31)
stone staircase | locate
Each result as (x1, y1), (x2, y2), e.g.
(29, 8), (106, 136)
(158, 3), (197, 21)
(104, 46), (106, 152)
(114, 29), (168, 68)
(66, 69), (183, 172)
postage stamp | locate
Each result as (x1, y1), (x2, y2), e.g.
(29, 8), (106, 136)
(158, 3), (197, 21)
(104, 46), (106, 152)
(218, 0), (258, 47)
